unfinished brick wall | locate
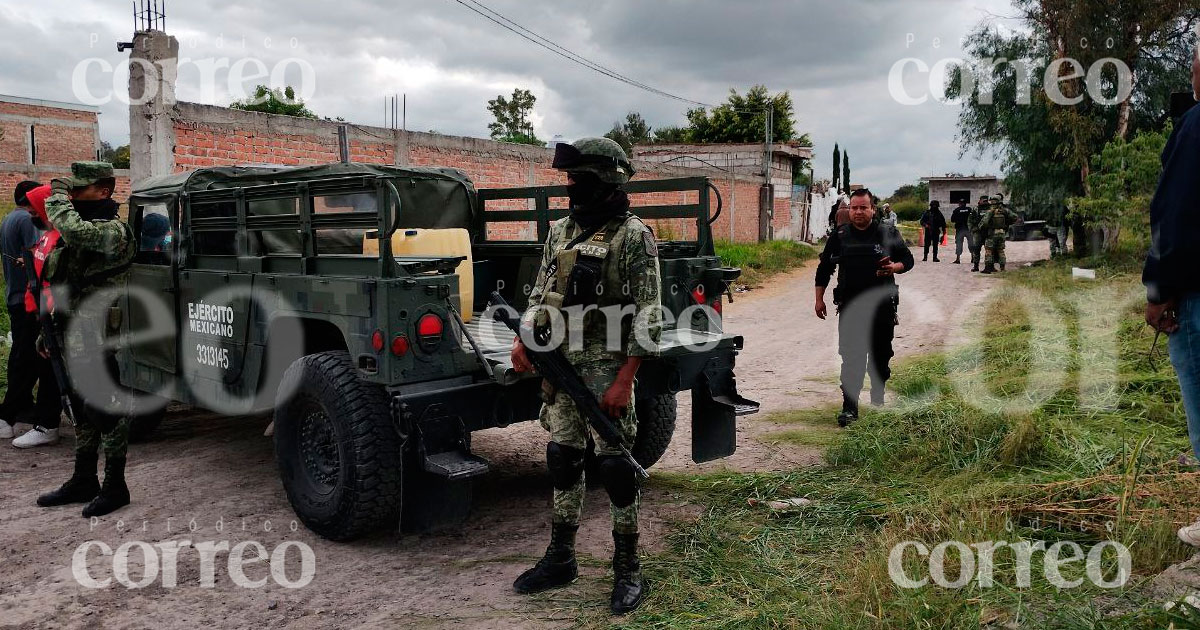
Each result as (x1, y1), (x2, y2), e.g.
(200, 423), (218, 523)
(168, 102), (791, 243)
(0, 98), (99, 166)
(0, 167), (133, 206)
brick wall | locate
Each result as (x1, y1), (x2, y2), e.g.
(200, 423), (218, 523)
(0, 166), (132, 205)
(0, 96), (122, 203)
(167, 102), (790, 243)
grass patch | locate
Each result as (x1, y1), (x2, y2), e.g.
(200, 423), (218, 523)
(578, 257), (1200, 629)
(715, 239), (817, 288)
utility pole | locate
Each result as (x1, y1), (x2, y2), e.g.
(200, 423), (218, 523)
(759, 106), (775, 242)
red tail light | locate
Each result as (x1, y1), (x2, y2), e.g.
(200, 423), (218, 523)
(713, 300), (723, 316)
(691, 284), (706, 304)
(371, 330), (385, 353)
(391, 335), (410, 357)
(416, 314), (444, 350)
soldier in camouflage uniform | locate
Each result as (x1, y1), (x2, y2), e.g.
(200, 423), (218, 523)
(35, 162), (137, 518)
(1046, 205), (1070, 258)
(510, 137), (661, 615)
(967, 196), (989, 272)
(981, 194), (1022, 274)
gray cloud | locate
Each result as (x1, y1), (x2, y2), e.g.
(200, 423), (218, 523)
(0, 0), (1012, 194)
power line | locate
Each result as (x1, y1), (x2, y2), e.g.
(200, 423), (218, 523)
(449, 0), (715, 108)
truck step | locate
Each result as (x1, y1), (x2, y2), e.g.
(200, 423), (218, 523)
(423, 450), (490, 480)
(712, 393), (760, 416)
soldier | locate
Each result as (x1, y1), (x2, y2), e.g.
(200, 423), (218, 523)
(980, 194), (1021, 274)
(34, 162), (137, 518)
(1046, 205), (1070, 258)
(967, 196), (989, 272)
(510, 137), (661, 615)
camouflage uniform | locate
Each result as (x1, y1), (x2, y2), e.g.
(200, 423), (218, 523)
(967, 199), (987, 268)
(981, 202), (1021, 270)
(525, 213), (662, 533)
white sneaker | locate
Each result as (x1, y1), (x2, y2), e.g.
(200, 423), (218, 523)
(0, 421), (13, 440)
(1178, 519), (1200, 547)
(12, 426), (59, 448)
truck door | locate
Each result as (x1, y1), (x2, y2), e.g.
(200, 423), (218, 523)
(121, 200), (180, 395)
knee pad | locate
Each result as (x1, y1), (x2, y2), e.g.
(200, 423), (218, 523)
(596, 455), (638, 508)
(546, 442), (585, 491)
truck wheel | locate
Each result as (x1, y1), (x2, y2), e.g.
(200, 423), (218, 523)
(273, 351), (402, 541)
(631, 394), (677, 469)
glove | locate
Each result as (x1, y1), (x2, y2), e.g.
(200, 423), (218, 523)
(51, 178), (72, 197)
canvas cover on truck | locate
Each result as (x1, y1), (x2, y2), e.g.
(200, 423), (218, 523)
(132, 163), (477, 232)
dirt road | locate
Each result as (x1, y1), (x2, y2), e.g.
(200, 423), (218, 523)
(0, 241), (1046, 629)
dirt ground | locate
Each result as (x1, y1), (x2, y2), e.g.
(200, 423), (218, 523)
(0, 241), (1047, 629)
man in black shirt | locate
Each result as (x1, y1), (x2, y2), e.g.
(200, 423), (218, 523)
(920, 201), (947, 262)
(950, 201), (972, 264)
(815, 189), (915, 426)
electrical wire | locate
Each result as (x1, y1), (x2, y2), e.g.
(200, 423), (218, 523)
(450, 0), (715, 108)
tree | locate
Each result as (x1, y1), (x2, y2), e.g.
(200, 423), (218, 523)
(888, 181), (929, 202)
(487, 88), (542, 146)
(230, 85), (317, 119)
(652, 125), (690, 143)
(1068, 122), (1171, 253)
(604, 112), (653, 154)
(99, 141), (131, 169)
(685, 85), (799, 143)
(832, 144), (840, 192)
(842, 152), (850, 193)
(951, 2), (1198, 253)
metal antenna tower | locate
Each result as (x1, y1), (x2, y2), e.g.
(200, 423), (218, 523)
(134, 0), (166, 32)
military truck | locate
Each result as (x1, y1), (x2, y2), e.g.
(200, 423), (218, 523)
(117, 163), (758, 541)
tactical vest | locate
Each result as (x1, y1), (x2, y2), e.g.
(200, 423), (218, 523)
(538, 215), (627, 316)
(832, 223), (890, 304)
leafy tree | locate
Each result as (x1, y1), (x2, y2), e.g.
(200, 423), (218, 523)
(652, 125), (690, 143)
(832, 143), (840, 192)
(685, 85), (798, 143)
(1068, 122), (1171, 252)
(487, 88), (542, 146)
(230, 85), (317, 119)
(888, 181), (929, 202)
(604, 111), (653, 154)
(99, 141), (131, 169)
(951, 2), (1197, 253)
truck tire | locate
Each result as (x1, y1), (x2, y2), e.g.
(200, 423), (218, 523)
(273, 351), (402, 541)
(631, 393), (677, 469)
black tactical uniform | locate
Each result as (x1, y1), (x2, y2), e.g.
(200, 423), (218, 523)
(816, 221), (914, 424)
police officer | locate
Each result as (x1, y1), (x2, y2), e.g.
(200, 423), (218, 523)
(981, 194), (1021, 274)
(34, 161), (137, 518)
(814, 189), (914, 426)
(510, 138), (661, 615)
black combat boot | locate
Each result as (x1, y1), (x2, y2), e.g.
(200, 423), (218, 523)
(611, 532), (646, 614)
(870, 384), (886, 407)
(971, 262), (979, 272)
(954, 256), (961, 264)
(514, 523), (578, 594)
(82, 457), (130, 518)
(982, 263), (996, 274)
(999, 263), (1006, 272)
(37, 452), (100, 507)
(837, 392), (859, 427)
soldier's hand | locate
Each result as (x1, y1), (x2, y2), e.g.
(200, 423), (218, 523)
(51, 178), (72, 197)
(815, 298), (828, 320)
(511, 338), (534, 373)
(601, 376), (634, 418)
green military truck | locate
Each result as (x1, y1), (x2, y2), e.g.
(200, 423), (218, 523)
(117, 163), (758, 541)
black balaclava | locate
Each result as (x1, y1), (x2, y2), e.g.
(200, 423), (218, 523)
(72, 198), (121, 222)
(567, 172), (627, 229)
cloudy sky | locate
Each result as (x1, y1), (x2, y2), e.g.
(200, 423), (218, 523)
(1, 0), (1019, 195)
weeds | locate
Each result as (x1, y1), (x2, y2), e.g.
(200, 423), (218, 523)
(715, 240), (817, 288)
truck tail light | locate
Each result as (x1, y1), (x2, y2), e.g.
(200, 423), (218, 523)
(416, 314), (444, 349)
(391, 335), (410, 357)
(691, 284), (706, 305)
(713, 299), (723, 316)
(371, 330), (385, 354)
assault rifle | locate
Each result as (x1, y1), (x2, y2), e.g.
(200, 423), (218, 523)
(22, 250), (76, 426)
(489, 292), (648, 479)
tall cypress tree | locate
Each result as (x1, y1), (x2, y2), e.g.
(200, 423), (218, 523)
(832, 144), (840, 193)
(842, 152), (850, 194)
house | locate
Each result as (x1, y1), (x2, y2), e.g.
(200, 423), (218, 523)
(634, 142), (813, 199)
(920, 175), (1006, 219)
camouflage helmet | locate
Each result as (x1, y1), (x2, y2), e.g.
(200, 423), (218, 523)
(552, 137), (634, 185)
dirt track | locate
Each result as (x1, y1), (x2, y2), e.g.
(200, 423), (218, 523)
(0, 241), (1046, 629)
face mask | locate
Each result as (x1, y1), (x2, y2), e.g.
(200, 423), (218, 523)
(73, 198), (120, 222)
(567, 172), (608, 210)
